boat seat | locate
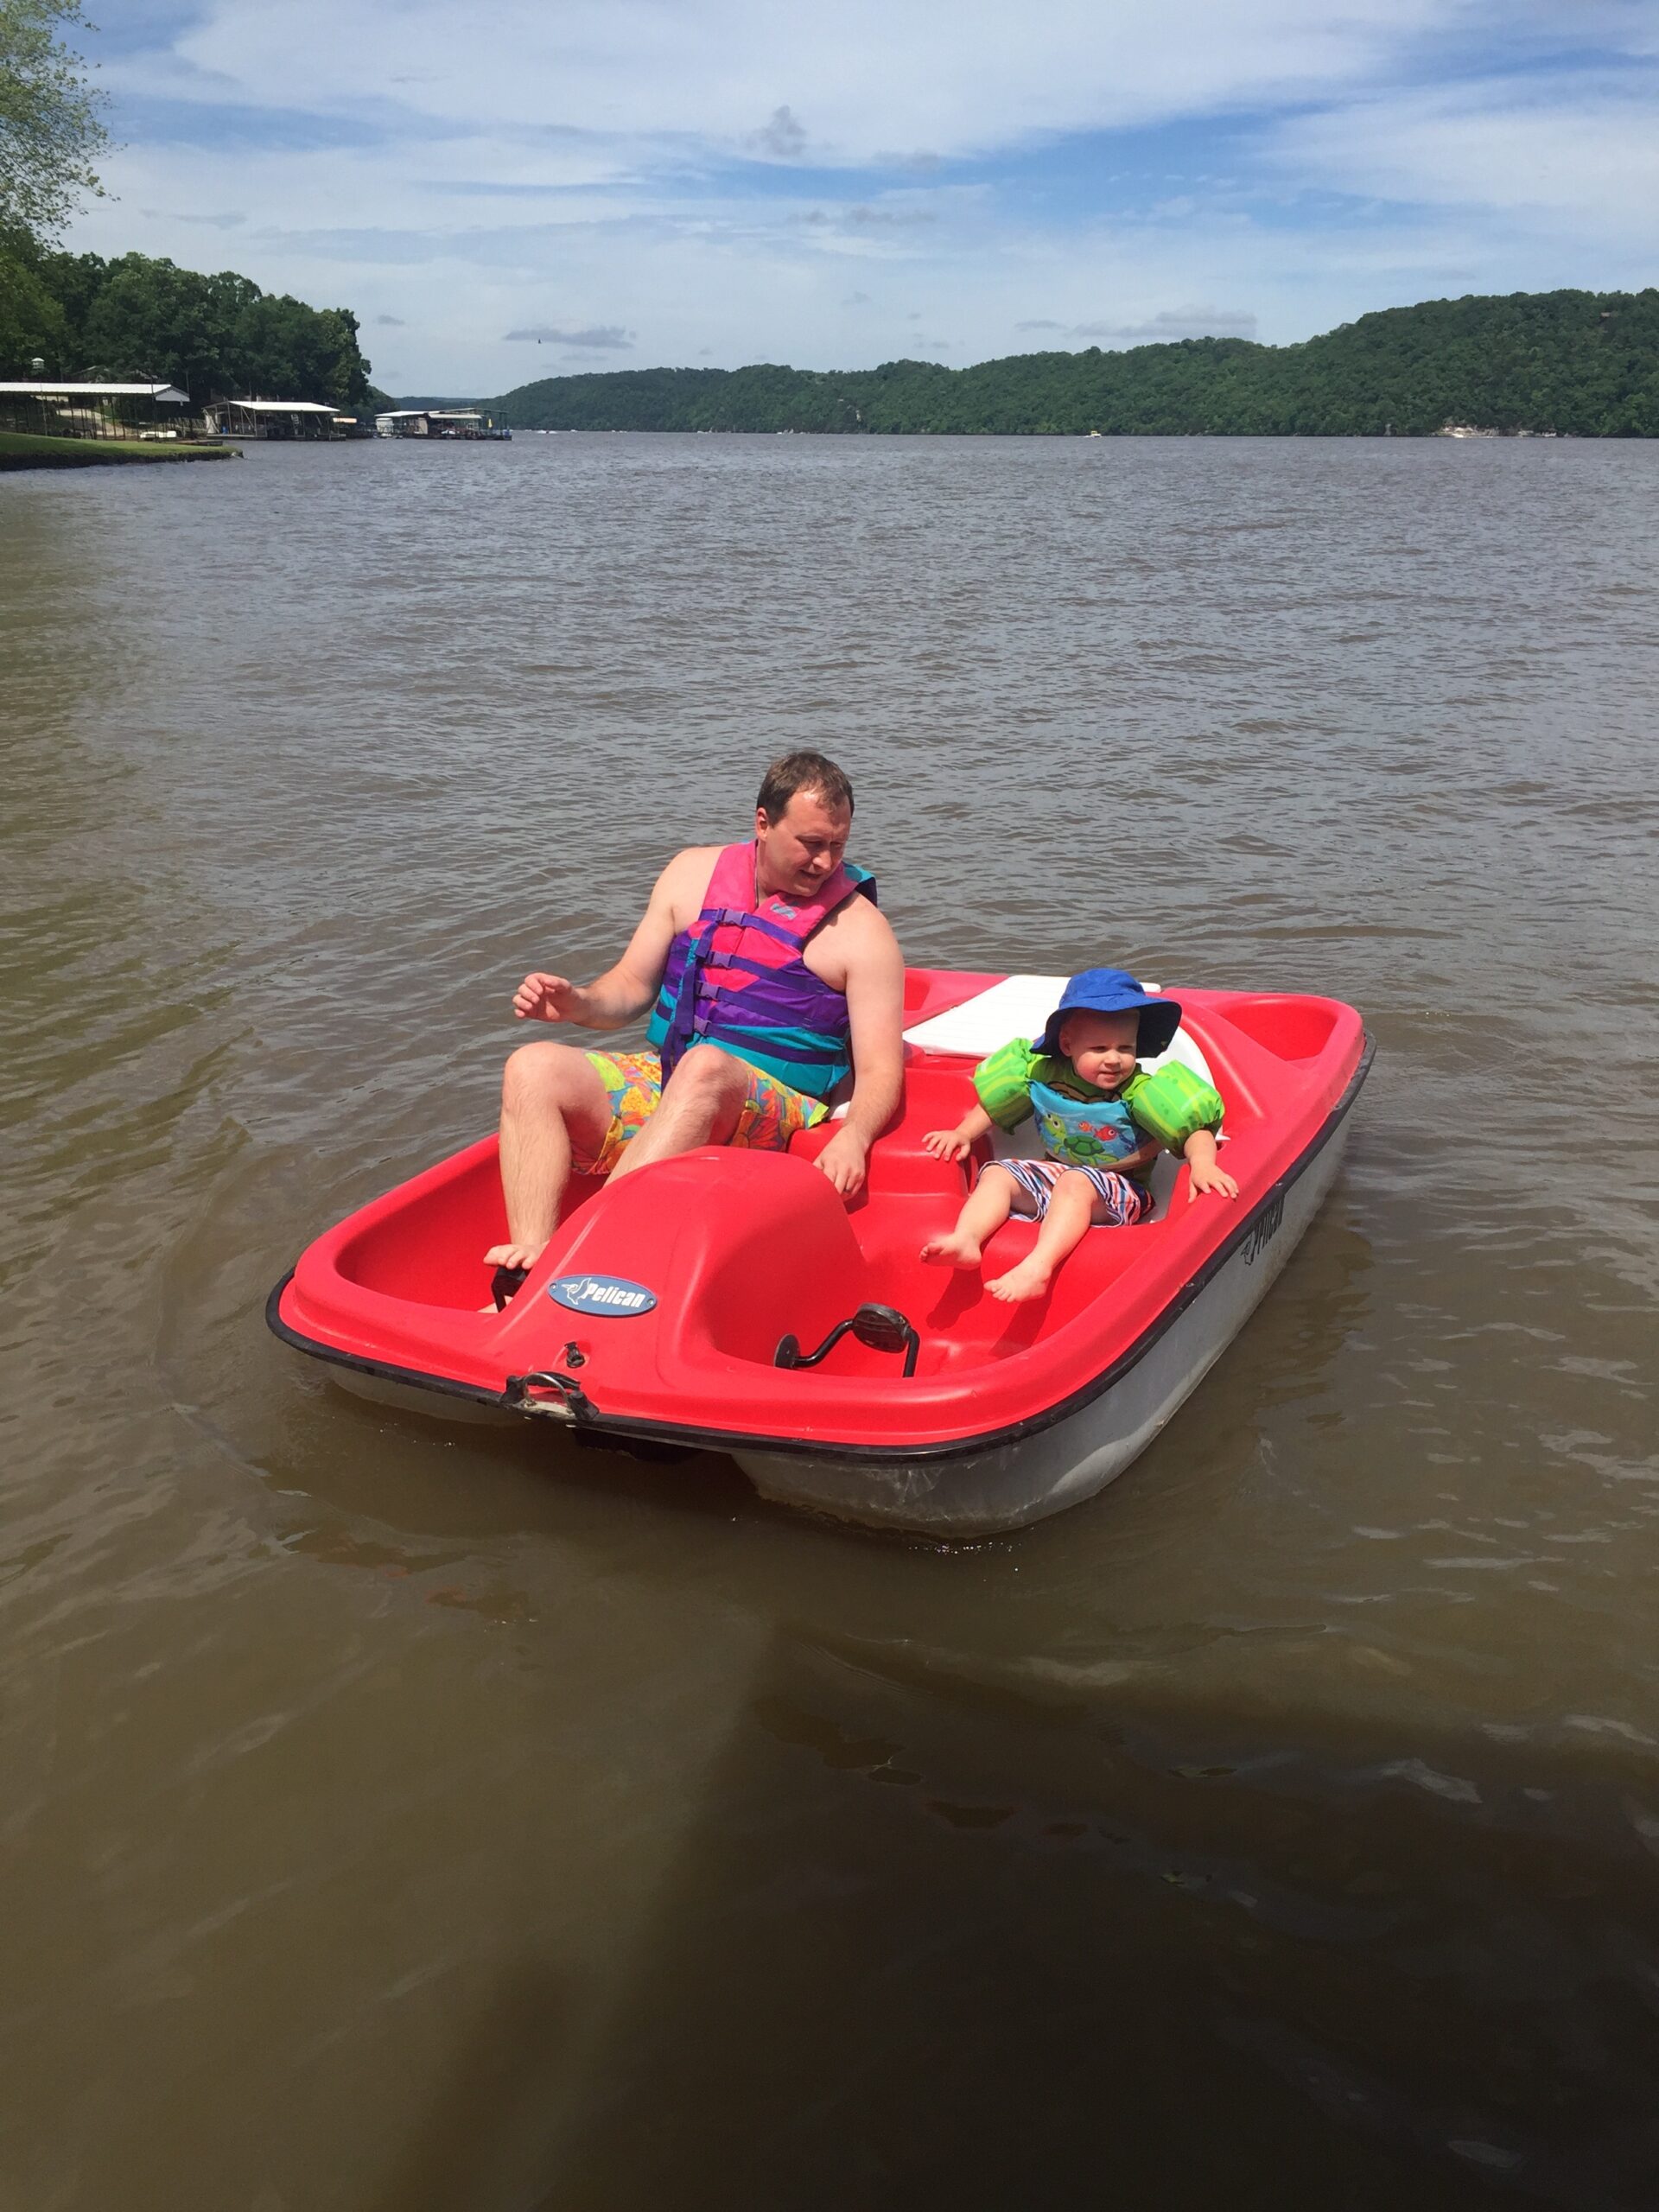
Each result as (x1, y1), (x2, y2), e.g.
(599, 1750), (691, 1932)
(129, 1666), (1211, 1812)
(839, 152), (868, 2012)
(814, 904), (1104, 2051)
(790, 1061), (986, 1197)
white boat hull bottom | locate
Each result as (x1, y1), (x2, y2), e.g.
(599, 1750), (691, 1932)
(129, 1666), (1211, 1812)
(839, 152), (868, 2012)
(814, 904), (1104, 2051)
(734, 1122), (1352, 1538)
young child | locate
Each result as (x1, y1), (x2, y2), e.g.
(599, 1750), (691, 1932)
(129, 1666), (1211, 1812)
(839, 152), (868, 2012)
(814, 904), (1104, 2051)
(920, 969), (1238, 1303)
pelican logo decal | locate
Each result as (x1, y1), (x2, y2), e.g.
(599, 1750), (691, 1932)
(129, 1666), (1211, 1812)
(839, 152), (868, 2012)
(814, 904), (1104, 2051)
(547, 1274), (658, 1318)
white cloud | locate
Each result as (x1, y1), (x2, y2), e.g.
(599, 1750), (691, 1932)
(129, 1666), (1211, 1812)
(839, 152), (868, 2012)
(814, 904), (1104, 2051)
(1265, 73), (1659, 251)
(797, 205), (938, 228)
(138, 205), (246, 228)
(70, 3), (1659, 388)
(150, 0), (1467, 159)
(505, 322), (635, 347)
(747, 104), (808, 159)
(1071, 306), (1259, 340)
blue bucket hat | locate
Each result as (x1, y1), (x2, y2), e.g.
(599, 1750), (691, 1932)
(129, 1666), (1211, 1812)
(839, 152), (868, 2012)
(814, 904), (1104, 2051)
(1035, 968), (1182, 1061)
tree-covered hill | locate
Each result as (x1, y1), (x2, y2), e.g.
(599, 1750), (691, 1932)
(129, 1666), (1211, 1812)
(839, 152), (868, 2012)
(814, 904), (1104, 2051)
(490, 289), (1659, 437)
(0, 240), (379, 408)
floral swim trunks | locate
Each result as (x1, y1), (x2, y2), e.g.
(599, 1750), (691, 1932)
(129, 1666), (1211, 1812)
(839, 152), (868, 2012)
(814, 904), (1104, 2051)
(579, 1050), (828, 1176)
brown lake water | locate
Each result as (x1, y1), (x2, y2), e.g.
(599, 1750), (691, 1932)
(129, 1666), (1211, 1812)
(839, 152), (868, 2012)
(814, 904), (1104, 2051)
(3, 432), (1657, 2209)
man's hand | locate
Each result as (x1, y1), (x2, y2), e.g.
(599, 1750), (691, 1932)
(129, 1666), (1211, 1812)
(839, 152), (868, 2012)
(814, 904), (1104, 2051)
(922, 1126), (975, 1161)
(813, 1124), (869, 1198)
(513, 972), (584, 1023)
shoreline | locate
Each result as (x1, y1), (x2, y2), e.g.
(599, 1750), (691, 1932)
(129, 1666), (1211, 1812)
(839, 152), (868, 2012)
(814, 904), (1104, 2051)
(0, 430), (238, 472)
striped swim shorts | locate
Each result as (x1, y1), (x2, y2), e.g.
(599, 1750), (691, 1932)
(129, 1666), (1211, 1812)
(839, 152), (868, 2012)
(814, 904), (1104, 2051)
(579, 1049), (827, 1176)
(979, 1156), (1154, 1227)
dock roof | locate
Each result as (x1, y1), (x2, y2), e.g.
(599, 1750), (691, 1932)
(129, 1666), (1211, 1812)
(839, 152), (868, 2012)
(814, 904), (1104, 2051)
(0, 380), (188, 402)
(212, 398), (339, 415)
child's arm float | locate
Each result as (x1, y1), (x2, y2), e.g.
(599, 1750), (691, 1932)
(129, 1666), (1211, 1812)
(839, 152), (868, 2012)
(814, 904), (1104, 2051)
(923, 1103), (994, 1161)
(1124, 1064), (1238, 1201)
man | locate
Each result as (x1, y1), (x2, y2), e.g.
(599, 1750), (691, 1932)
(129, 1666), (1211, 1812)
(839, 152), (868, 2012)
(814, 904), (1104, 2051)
(485, 752), (906, 1281)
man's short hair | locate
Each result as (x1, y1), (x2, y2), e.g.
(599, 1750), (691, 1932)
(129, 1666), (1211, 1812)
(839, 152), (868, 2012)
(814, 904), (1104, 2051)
(756, 750), (855, 822)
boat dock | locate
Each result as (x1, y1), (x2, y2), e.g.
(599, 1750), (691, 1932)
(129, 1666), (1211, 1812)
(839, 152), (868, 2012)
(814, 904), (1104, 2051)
(373, 408), (511, 440)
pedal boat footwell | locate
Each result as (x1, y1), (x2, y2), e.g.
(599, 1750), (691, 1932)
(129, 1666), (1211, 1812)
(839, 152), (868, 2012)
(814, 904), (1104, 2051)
(269, 970), (1371, 1535)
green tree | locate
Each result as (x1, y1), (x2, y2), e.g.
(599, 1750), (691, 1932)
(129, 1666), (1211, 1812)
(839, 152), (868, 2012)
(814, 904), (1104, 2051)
(31, 247), (376, 400)
(0, 0), (108, 240)
(77, 253), (245, 391)
(0, 222), (65, 363)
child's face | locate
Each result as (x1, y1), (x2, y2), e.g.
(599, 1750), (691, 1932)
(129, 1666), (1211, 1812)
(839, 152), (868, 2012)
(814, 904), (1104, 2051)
(1058, 1011), (1141, 1092)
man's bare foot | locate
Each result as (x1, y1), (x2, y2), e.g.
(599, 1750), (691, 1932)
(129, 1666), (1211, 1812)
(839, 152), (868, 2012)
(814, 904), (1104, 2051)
(484, 1240), (546, 1272)
(920, 1230), (983, 1268)
(986, 1257), (1053, 1303)
(480, 1241), (548, 1312)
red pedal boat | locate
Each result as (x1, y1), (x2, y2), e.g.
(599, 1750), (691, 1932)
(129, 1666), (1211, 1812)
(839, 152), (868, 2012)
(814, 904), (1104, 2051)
(269, 969), (1370, 1535)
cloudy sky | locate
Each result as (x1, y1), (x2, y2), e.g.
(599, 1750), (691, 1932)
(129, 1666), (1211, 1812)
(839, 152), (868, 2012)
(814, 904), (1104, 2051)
(68, 0), (1659, 394)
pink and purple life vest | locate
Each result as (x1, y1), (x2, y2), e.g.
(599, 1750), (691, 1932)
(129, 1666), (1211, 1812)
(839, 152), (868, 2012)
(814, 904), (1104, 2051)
(646, 841), (877, 1099)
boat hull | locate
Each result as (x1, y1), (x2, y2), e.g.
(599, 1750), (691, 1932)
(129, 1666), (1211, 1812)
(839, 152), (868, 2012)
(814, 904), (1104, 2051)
(735, 1109), (1350, 1535)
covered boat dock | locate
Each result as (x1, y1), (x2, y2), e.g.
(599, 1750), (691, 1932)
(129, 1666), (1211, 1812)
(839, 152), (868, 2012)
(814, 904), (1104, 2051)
(200, 399), (355, 441)
(0, 380), (192, 442)
(373, 408), (510, 440)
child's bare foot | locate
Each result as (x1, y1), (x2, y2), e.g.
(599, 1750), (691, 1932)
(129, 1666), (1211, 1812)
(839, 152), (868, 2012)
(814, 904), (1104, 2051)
(920, 1230), (982, 1268)
(986, 1257), (1053, 1303)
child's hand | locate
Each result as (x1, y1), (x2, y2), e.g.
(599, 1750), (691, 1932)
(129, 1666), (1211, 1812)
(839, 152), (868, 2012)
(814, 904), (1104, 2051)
(923, 1127), (972, 1161)
(1187, 1158), (1239, 1202)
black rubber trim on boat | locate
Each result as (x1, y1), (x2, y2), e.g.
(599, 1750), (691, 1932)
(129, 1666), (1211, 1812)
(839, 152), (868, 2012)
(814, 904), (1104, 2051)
(265, 1275), (521, 1415)
(266, 1034), (1374, 1465)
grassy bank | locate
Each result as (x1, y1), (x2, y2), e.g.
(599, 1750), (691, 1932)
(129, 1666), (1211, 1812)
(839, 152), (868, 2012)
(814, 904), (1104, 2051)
(0, 430), (237, 470)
